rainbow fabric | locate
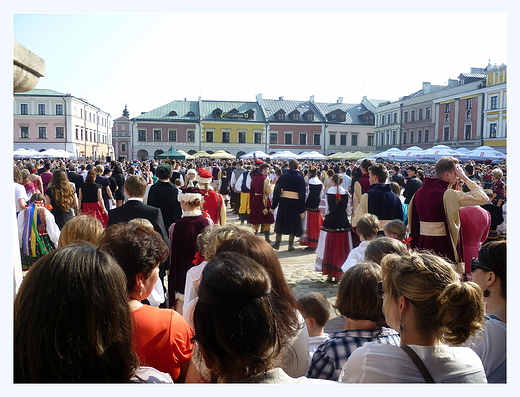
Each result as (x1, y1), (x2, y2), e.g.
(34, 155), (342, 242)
(21, 203), (47, 257)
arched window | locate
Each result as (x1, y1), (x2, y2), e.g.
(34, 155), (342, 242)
(445, 113), (449, 123)
(466, 109), (471, 120)
(121, 143), (126, 152)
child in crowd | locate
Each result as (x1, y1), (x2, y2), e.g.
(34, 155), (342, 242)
(298, 292), (331, 361)
(341, 213), (379, 273)
(383, 219), (409, 246)
(364, 236), (409, 265)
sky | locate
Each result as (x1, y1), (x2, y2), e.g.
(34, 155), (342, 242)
(12, 11), (508, 120)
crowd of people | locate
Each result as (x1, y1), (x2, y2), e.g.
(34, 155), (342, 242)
(12, 154), (506, 383)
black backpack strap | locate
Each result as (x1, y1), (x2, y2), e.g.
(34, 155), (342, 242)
(400, 345), (435, 383)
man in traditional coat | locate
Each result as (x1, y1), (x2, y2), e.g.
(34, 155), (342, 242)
(408, 156), (488, 263)
(271, 159), (306, 251)
(249, 162), (274, 242)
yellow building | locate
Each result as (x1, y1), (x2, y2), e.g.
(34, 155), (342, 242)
(482, 63), (506, 152)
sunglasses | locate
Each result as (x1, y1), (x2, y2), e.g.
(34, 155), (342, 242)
(471, 258), (493, 273)
(376, 281), (387, 298)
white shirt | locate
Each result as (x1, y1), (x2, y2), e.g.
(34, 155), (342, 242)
(14, 182), (28, 213)
(340, 173), (352, 192)
(339, 342), (487, 383)
(341, 240), (370, 273)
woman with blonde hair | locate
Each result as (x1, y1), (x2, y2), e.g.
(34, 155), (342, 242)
(339, 251), (487, 383)
(57, 215), (103, 248)
(45, 168), (77, 229)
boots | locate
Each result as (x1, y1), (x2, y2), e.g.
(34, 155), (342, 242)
(272, 233), (282, 250)
(287, 235), (295, 251)
(264, 230), (271, 243)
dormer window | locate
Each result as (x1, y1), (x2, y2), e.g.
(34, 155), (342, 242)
(245, 109), (255, 119)
(228, 108), (239, 113)
(187, 111), (195, 117)
(290, 111), (300, 121)
(169, 110), (177, 116)
(213, 108), (223, 118)
(274, 110), (286, 121)
(303, 111), (314, 121)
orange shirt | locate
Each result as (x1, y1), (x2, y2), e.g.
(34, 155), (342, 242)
(132, 304), (194, 381)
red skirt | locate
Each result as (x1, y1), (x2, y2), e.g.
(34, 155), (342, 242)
(316, 230), (352, 279)
(80, 202), (108, 227)
(300, 210), (323, 248)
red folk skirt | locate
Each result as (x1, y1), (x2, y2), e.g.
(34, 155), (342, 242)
(80, 202), (108, 227)
(300, 210), (323, 248)
(315, 229), (352, 279)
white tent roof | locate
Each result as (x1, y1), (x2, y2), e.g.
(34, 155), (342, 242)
(466, 146), (506, 163)
(299, 151), (325, 160)
(373, 147), (402, 160)
(386, 146), (424, 162)
(414, 145), (469, 162)
(240, 150), (270, 159)
(269, 150), (301, 160)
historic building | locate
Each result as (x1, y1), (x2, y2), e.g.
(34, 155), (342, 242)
(14, 89), (113, 160)
(112, 105), (131, 161)
(481, 63), (507, 153)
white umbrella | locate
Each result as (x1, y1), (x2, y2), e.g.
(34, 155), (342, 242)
(240, 150), (270, 159)
(270, 150), (301, 160)
(54, 149), (74, 158)
(387, 146), (424, 162)
(414, 145), (469, 163)
(466, 146), (506, 163)
(374, 147), (402, 160)
(299, 151), (325, 160)
(13, 148), (32, 159)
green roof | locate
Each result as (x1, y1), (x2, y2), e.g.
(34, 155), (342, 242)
(15, 88), (65, 97)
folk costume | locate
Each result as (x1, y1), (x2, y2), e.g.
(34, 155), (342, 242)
(315, 185), (352, 282)
(353, 183), (403, 232)
(236, 169), (251, 224)
(271, 169), (306, 251)
(197, 168), (226, 226)
(300, 175), (323, 250)
(408, 177), (488, 263)
(249, 168), (274, 241)
(458, 206), (491, 277)
(168, 187), (213, 308)
(17, 201), (60, 271)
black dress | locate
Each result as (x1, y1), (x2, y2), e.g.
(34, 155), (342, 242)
(46, 187), (74, 229)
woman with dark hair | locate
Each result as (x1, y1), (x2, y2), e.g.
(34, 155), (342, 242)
(99, 223), (194, 382)
(315, 173), (352, 284)
(465, 240), (506, 383)
(112, 163), (126, 207)
(192, 251), (332, 384)
(79, 169), (108, 227)
(14, 244), (172, 383)
(215, 234), (309, 378)
(308, 262), (400, 381)
(339, 251), (486, 383)
(45, 168), (77, 229)
(40, 162), (53, 195)
(300, 167), (323, 251)
(26, 164), (43, 194)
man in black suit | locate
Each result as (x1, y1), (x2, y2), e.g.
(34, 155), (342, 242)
(108, 175), (169, 304)
(147, 163), (181, 231)
(67, 163), (84, 197)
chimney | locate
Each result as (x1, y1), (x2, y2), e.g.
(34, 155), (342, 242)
(278, 96), (284, 100)
(309, 95), (315, 102)
(256, 93), (263, 102)
(422, 82), (431, 94)
(337, 97), (343, 104)
(448, 79), (458, 88)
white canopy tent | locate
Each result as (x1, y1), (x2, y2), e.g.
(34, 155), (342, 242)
(373, 147), (402, 160)
(240, 150), (270, 159)
(466, 146), (506, 163)
(299, 151), (325, 160)
(414, 145), (469, 163)
(386, 146), (424, 162)
(269, 150), (301, 160)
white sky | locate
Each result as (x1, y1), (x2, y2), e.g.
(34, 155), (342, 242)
(12, 11), (508, 118)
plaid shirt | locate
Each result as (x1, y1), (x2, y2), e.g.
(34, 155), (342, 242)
(307, 327), (400, 381)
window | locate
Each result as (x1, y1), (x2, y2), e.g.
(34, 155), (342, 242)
(239, 132), (246, 143)
(393, 112), (397, 123)
(387, 114), (390, 124)
(490, 123), (497, 138)
(121, 143), (126, 152)
(56, 104), (63, 115)
(223, 131), (230, 143)
(490, 96), (498, 110)
(445, 113), (449, 123)
(445, 103), (451, 112)
(392, 131), (396, 146)
(154, 130), (161, 142)
(90, 131), (92, 141)
(20, 126), (29, 138)
(270, 132), (278, 144)
(467, 98), (473, 108)
(367, 135), (374, 146)
(418, 131), (422, 143)
(418, 109), (423, 120)
(187, 130), (195, 142)
(444, 127), (450, 141)
(254, 132), (261, 144)
(20, 104), (28, 115)
(206, 131), (214, 143)
(313, 133), (320, 146)
(340, 134), (347, 146)
(56, 127), (64, 139)
(75, 128), (79, 140)
(138, 130), (146, 141)
(305, 112), (313, 121)
(380, 115), (385, 125)
(465, 125), (471, 140)
(275, 112), (285, 121)
(299, 133), (307, 146)
(331, 113), (337, 121)
(168, 130), (177, 142)
(291, 112), (300, 121)
(351, 135), (358, 146)
(38, 126), (47, 138)
(410, 131), (414, 143)
(38, 104), (46, 115)
(329, 134), (336, 145)
(424, 130), (429, 142)
(284, 133), (292, 145)
(81, 129), (84, 140)
(411, 110), (415, 122)
(403, 132), (407, 144)
(404, 112), (408, 123)
(426, 107), (431, 119)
